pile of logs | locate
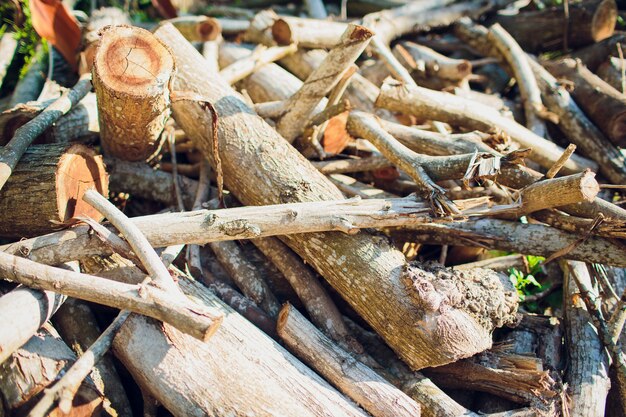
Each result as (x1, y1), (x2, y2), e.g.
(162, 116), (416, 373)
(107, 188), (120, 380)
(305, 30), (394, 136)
(0, 0), (625, 416)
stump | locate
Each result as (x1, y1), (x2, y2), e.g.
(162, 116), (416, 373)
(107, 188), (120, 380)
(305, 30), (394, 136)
(92, 25), (174, 161)
(0, 143), (108, 238)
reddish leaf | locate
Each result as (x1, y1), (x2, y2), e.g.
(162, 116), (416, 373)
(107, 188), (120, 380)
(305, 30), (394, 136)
(29, 0), (81, 70)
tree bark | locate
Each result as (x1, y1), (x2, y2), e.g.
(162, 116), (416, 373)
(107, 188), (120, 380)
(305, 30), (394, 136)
(563, 260), (611, 417)
(492, 0), (617, 52)
(92, 25), (174, 161)
(597, 56), (626, 93)
(112, 278), (369, 417)
(570, 33), (626, 71)
(0, 143), (108, 238)
(219, 44), (297, 85)
(545, 58), (626, 147)
(277, 304), (422, 417)
(9, 44), (47, 106)
(0, 324), (103, 416)
(156, 23), (518, 370)
(376, 79), (598, 174)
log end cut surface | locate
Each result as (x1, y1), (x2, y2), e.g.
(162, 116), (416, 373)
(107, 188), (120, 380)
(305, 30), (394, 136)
(592, 0), (618, 42)
(95, 26), (173, 96)
(56, 144), (109, 223)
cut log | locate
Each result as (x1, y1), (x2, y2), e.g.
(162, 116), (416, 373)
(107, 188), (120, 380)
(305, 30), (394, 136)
(113, 278), (370, 417)
(398, 41), (472, 82)
(160, 16), (221, 42)
(570, 33), (626, 71)
(0, 324), (103, 416)
(9, 44), (48, 106)
(277, 304), (422, 417)
(219, 44), (297, 85)
(0, 143), (108, 238)
(92, 25), (174, 161)
(545, 58), (626, 147)
(375, 78), (598, 174)
(80, 7), (131, 75)
(156, 23), (518, 370)
(492, 0), (617, 52)
(563, 260), (611, 416)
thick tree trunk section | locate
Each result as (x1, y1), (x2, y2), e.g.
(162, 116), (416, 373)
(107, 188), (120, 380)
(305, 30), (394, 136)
(0, 143), (108, 238)
(492, 0), (617, 52)
(112, 278), (369, 417)
(156, 23), (518, 370)
(277, 304), (422, 417)
(0, 324), (103, 416)
(92, 25), (173, 161)
(545, 58), (626, 147)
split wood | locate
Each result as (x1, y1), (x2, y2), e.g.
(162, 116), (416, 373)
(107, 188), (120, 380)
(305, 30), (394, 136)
(0, 73), (91, 191)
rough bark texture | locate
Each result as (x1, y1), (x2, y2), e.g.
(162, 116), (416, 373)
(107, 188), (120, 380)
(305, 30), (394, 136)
(545, 58), (626, 147)
(492, 0), (617, 52)
(92, 25), (173, 161)
(112, 278), (369, 417)
(563, 260), (611, 417)
(597, 57), (626, 92)
(0, 324), (103, 416)
(156, 23), (518, 370)
(0, 143), (108, 238)
(277, 304), (422, 417)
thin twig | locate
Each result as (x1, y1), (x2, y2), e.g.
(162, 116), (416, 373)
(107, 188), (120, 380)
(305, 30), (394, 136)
(546, 144), (577, 179)
(616, 42), (625, 94)
(167, 126), (186, 211)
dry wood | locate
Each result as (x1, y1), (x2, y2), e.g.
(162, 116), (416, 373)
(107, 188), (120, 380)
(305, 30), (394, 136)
(0, 92), (99, 144)
(0, 250), (222, 341)
(532, 209), (626, 240)
(347, 111), (457, 214)
(277, 304), (422, 417)
(52, 298), (133, 417)
(156, 23), (518, 370)
(398, 41), (472, 84)
(0, 34), (18, 92)
(271, 17), (348, 49)
(400, 218), (626, 267)
(492, 0), (617, 52)
(488, 23), (548, 137)
(597, 56), (626, 92)
(82, 189), (180, 294)
(0, 74), (92, 191)
(570, 33), (626, 71)
(329, 174), (399, 199)
(563, 260), (611, 417)
(28, 311), (130, 417)
(453, 254), (526, 273)
(545, 58), (626, 147)
(219, 44), (297, 84)
(546, 144), (577, 179)
(252, 237), (357, 349)
(0, 143), (108, 238)
(0, 286), (66, 364)
(160, 16), (221, 42)
(92, 25), (173, 161)
(375, 78), (598, 174)
(113, 277), (370, 417)
(453, 18), (626, 185)
(275, 24), (373, 143)
(202, 39), (220, 73)
(9, 44), (47, 106)
(313, 155), (392, 174)
(304, 0), (328, 18)
(209, 239), (281, 318)
(80, 7), (132, 75)
(0, 324), (103, 416)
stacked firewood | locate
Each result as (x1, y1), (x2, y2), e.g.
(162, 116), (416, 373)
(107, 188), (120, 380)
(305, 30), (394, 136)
(0, 0), (625, 416)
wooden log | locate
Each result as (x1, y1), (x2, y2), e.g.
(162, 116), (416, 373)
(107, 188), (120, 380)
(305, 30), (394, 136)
(92, 25), (174, 161)
(492, 0), (617, 52)
(52, 299), (133, 417)
(0, 324), (103, 416)
(219, 44), (296, 85)
(112, 278), (370, 417)
(0, 34), (18, 92)
(0, 285), (66, 364)
(156, 23), (518, 370)
(0, 92), (99, 145)
(563, 260), (611, 416)
(9, 44), (48, 106)
(597, 56), (626, 93)
(545, 58), (626, 147)
(275, 24), (373, 143)
(160, 16), (221, 42)
(80, 7), (132, 76)
(570, 33), (626, 71)
(277, 304), (422, 417)
(398, 41), (472, 81)
(0, 143), (108, 238)
(304, 0), (327, 18)
(376, 78), (598, 174)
